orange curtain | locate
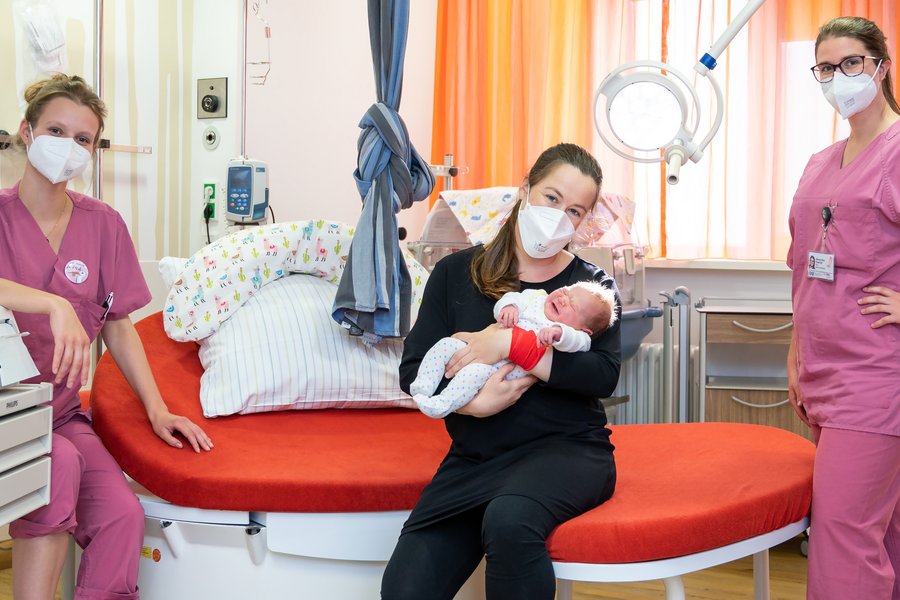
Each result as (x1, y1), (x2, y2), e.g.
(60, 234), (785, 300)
(786, 1), (898, 44)
(431, 0), (595, 196)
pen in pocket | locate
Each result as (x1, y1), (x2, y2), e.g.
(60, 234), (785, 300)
(102, 292), (115, 320)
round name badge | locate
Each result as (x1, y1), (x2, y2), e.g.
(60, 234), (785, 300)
(65, 259), (89, 284)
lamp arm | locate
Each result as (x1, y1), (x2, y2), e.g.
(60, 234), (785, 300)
(695, 0), (766, 75)
(695, 70), (725, 157)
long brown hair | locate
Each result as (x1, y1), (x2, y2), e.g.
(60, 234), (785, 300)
(17, 74), (106, 149)
(471, 143), (603, 300)
(816, 16), (900, 115)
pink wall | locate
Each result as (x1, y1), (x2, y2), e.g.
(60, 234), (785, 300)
(244, 0), (437, 240)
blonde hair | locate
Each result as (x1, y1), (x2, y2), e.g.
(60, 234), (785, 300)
(471, 143), (603, 300)
(17, 74), (106, 149)
(572, 280), (618, 335)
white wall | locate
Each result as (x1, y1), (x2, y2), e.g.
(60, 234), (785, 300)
(243, 0), (437, 242)
(103, 0), (244, 258)
(188, 0), (244, 249)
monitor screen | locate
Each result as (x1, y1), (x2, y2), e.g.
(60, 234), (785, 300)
(228, 166), (252, 190)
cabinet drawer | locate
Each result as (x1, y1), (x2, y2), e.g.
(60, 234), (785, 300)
(704, 388), (812, 440)
(0, 406), (52, 473)
(0, 456), (51, 526)
(706, 314), (793, 344)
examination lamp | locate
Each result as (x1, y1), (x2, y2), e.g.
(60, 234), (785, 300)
(594, 0), (765, 184)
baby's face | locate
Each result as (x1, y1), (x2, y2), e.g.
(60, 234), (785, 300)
(544, 286), (595, 332)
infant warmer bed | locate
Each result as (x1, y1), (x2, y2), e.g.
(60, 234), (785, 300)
(89, 315), (814, 600)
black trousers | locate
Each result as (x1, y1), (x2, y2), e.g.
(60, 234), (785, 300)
(381, 494), (562, 600)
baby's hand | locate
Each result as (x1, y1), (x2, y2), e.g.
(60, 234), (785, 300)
(498, 305), (519, 328)
(538, 326), (562, 347)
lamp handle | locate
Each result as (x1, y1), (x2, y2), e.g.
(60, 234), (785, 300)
(665, 148), (684, 185)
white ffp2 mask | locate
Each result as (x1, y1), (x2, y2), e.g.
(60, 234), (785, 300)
(27, 124), (92, 184)
(821, 61), (882, 119)
(516, 187), (576, 259)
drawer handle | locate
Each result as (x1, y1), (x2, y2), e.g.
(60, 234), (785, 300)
(731, 320), (793, 333)
(730, 395), (790, 409)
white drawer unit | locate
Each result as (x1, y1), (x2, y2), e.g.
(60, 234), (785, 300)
(0, 383), (53, 527)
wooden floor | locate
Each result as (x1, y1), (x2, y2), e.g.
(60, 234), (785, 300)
(0, 537), (807, 600)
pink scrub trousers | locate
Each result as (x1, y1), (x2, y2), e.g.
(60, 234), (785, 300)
(807, 426), (900, 600)
(10, 415), (144, 600)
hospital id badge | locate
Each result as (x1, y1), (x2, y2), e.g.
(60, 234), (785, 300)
(807, 251), (834, 282)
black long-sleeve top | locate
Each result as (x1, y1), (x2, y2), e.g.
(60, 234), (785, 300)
(399, 246), (621, 531)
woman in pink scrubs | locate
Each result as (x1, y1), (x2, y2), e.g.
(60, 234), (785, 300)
(0, 75), (212, 599)
(788, 17), (900, 600)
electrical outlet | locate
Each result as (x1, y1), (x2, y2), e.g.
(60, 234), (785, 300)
(204, 183), (216, 201)
(205, 202), (216, 220)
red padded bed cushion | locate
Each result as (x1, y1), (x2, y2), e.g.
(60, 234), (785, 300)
(548, 422), (814, 563)
(91, 313), (451, 513)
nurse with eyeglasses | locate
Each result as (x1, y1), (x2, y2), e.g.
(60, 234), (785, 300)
(787, 16), (900, 600)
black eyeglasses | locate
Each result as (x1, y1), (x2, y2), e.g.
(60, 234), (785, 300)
(810, 55), (882, 83)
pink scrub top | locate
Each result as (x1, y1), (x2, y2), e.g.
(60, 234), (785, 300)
(0, 183), (150, 428)
(787, 120), (900, 437)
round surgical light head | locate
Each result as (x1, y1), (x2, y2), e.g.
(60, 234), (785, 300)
(608, 79), (684, 151)
(594, 60), (718, 184)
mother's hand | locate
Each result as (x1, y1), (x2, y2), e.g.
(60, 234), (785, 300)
(455, 363), (537, 418)
(446, 324), (513, 378)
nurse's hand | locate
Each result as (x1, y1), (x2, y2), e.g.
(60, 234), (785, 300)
(787, 333), (809, 427)
(455, 363), (536, 417)
(859, 286), (900, 328)
(150, 410), (214, 453)
(49, 297), (91, 389)
(446, 324), (512, 378)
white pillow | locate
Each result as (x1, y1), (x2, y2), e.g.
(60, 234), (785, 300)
(159, 256), (188, 289)
(197, 273), (415, 417)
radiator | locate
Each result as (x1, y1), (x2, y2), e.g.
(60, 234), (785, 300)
(606, 344), (700, 425)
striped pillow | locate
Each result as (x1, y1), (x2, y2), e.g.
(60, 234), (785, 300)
(197, 274), (414, 417)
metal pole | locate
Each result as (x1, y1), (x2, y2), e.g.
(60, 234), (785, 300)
(443, 154), (453, 191)
(93, 0), (104, 201)
(241, 0), (248, 157)
(660, 292), (675, 423)
(661, 287), (692, 422)
(675, 286), (691, 422)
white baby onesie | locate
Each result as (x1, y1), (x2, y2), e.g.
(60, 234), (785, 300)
(410, 289), (590, 418)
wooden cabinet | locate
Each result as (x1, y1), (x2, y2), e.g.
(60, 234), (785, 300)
(697, 300), (812, 441)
